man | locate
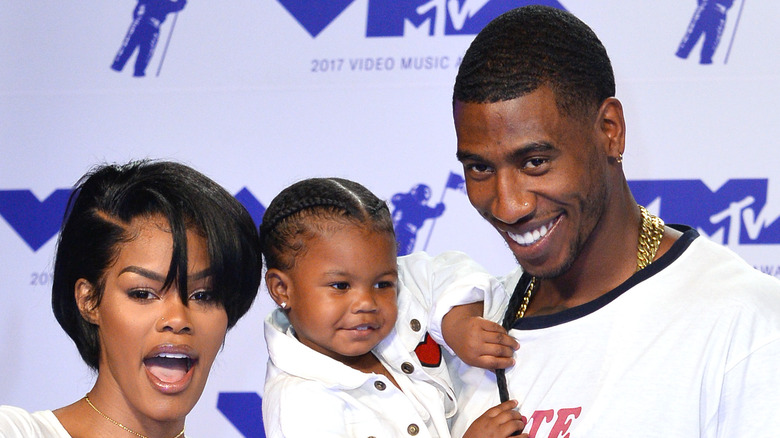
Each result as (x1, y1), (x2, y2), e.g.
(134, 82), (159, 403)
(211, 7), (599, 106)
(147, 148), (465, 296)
(437, 5), (780, 437)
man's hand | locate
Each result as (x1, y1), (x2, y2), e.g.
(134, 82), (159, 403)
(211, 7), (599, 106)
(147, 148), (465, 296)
(463, 400), (528, 438)
(442, 302), (519, 369)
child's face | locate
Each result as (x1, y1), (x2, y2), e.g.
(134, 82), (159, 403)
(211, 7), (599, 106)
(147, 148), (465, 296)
(283, 224), (398, 364)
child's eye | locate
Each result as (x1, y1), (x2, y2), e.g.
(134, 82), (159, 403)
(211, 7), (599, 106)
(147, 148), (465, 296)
(127, 288), (157, 300)
(330, 282), (350, 290)
(375, 281), (396, 289)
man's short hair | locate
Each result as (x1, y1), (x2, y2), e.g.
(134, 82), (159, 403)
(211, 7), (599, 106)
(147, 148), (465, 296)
(453, 5), (615, 119)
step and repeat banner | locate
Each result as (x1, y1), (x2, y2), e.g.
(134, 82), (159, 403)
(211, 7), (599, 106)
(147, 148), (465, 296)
(1, 1), (778, 436)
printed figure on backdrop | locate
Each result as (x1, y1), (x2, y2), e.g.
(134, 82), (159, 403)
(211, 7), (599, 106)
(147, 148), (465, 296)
(676, 0), (734, 64)
(111, 0), (187, 77)
(391, 183), (445, 256)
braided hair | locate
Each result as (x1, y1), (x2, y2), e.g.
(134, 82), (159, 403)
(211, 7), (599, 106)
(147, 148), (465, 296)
(453, 5), (615, 120)
(259, 178), (395, 271)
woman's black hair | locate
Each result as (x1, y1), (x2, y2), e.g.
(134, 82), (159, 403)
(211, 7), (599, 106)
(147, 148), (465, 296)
(259, 177), (394, 271)
(51, 160), (262, 369)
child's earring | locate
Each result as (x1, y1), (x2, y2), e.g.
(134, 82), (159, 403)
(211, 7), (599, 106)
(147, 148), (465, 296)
(280, 302), (287, 309)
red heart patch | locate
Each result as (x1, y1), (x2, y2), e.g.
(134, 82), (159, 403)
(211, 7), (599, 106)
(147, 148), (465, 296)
(414, 332), (442, 367)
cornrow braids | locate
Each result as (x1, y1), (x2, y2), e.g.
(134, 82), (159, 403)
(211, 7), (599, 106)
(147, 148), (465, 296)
(259, 178), (395, 271)
(453, 5), (615, 120)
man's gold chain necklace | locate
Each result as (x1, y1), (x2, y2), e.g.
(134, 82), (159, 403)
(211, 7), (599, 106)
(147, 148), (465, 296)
(515, 205), (664, 319)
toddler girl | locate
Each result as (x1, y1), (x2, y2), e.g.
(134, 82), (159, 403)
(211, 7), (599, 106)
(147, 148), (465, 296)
(259, 177), (526, 438)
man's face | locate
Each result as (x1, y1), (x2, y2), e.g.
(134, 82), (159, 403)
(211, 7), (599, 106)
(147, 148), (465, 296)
(454, 86), (609, 279)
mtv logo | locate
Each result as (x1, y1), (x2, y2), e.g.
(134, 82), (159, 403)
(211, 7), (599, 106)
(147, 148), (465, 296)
(367, 0), (567, 37)
(0, 189), (72, 251)
(277, 0), (356, 37)
(278, 0), (567, 38)
(629, 179), (780, 245)
(0, 188), (266, 252)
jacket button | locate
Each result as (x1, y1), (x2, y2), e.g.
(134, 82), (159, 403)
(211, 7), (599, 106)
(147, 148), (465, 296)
(374, 381), (386, 391)
(410, 319), (421, 332)
(407, 424), (420, 435)
(401, 362), (414, 374)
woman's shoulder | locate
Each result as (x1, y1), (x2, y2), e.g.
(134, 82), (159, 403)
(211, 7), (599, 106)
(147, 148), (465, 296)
(0, 406), (71, 437)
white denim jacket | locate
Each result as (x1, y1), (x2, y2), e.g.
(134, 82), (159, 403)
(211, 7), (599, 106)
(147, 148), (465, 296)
(262, 251), (497, 438)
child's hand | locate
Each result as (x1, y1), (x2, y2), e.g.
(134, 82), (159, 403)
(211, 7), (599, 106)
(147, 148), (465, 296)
(442, 302), (519, 370)
(462, 400), (528, 438)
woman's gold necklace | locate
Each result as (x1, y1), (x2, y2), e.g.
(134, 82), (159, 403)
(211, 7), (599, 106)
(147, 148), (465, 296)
(515, 205), (665, 319)
(84, 395), (185, 438)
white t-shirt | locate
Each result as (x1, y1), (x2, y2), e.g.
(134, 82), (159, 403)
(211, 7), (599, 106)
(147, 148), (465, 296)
(0, 406), (70, 438)
(437, 228), (780, 438)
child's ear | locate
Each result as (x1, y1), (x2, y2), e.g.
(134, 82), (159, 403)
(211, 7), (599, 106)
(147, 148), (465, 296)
(75, 279), (100, 324)
(265, 268), (292, 309)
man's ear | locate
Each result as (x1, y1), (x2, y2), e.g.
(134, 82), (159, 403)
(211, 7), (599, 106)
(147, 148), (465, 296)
(596, 97), (626, 161)
(75, 279), (100, 324)
(265, 268), (292, 309)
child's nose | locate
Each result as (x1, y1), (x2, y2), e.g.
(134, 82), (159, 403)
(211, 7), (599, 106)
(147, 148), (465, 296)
(352, 288), (378, 313)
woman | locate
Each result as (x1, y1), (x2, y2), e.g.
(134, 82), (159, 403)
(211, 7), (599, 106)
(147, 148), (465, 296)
(0, 160), (262, 438)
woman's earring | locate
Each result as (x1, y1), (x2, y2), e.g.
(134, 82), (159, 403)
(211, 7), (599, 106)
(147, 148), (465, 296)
(280, 302), (287, 309)
(616, 153), (623, 164)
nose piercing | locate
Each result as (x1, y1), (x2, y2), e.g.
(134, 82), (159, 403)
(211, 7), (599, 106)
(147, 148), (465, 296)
(523, 202), (529, 207)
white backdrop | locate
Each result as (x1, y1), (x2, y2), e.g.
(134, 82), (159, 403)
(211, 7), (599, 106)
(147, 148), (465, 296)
(1, 1), (779, 436)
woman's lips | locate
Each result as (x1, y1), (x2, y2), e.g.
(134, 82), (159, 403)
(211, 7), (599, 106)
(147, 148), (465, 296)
(143, 345), (197, 393)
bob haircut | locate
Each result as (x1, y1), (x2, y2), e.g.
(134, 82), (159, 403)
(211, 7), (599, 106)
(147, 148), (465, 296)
(52, 160), (262, 369)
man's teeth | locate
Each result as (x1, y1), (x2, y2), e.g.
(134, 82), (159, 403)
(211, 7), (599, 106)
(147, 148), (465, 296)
(507, 220), (554, 246)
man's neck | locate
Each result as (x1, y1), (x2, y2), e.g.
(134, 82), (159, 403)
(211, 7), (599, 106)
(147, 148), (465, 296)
(525, 198), (641, 316)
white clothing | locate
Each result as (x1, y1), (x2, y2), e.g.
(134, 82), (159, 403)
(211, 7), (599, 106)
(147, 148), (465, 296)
(437, 228), (780, 438)
(262, 251), (497, 438)
(0, 406), (70, 438)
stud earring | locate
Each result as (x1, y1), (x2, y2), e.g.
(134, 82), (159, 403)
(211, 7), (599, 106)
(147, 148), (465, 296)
(616, 153), (623, 164)
(280, 302), (287, 309)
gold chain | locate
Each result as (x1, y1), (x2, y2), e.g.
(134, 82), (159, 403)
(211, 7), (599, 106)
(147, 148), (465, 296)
(636, 205), (665, 271)
(515, 276), (536, 319)
(516, 205), (664, 319)
(84, 395), (185, 438)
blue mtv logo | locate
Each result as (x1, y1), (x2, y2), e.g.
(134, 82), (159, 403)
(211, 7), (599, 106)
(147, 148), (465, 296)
(0, 188), (266, 252)
(278, 0), (567, 38)
(630, 179), (780, 245)
(218, 392), (265, 437)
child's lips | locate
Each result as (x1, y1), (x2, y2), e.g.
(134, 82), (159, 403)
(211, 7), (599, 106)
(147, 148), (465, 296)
(342, 322), (381, 336)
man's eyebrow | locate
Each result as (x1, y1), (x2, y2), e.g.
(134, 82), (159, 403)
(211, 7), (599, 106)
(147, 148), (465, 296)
(456, 150), (483, 162)
(457, 142), (555, 162)
(118, 266), (212, 281)
(508, 142), (555, 160)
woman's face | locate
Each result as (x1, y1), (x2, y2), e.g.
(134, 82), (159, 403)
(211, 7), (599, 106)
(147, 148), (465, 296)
(84, 215), (228, 426)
